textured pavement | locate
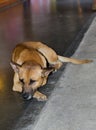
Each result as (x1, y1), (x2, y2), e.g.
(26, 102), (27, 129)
(22, 17), (96, 130)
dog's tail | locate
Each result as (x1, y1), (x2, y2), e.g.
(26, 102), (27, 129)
(58, 55), (93, 64)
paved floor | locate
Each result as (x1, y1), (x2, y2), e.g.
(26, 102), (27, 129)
(0, 0), (95, 130)
(30, 16), (96, 130)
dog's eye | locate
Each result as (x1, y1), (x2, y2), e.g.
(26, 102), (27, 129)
(19, 79), (24, 84)
(29, 79), (35, 85)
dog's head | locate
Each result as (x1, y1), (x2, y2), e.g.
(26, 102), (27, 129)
(10, 61), (53, 100)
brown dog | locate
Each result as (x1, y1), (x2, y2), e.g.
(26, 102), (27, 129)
(10, 41), (92, 101)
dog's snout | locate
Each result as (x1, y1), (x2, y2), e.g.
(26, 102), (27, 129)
(22, 92), (32, 100)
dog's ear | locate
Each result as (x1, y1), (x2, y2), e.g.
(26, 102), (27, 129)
(10, 62), (21, 73)
(42, 68), (54, 77)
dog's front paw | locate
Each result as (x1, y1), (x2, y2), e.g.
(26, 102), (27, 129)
(33, 91), (47, 101)
(12, 85), (22, 92)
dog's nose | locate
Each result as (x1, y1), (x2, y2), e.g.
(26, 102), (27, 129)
(22, 92), (32, 100)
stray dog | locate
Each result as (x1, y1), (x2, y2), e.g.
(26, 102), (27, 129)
(10, 42), (92, 101)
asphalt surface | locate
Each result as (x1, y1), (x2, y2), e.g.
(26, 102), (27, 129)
(22, 16), (96, 130)
(0, 0), (95, 130)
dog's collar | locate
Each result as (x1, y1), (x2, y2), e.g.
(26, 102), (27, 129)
(36, 49), (50, 69)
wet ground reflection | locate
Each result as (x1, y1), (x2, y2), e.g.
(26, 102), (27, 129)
(0, 0), (94, 129)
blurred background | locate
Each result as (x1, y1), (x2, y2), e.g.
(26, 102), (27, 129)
(0, 0), (95, 130)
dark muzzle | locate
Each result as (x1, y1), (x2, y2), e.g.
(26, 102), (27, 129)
(22, 92), (32, 100)
(22, 89), (36, 100)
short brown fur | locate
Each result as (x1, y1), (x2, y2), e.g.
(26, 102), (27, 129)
(10, 42), (92, 101)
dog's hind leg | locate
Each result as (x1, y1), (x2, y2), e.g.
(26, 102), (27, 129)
(37, 43), (64, 70)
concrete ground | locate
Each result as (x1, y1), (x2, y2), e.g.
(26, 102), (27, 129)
(22, 16), (96, 130)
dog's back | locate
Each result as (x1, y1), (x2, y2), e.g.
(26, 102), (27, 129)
(11, 43), (46, 68)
